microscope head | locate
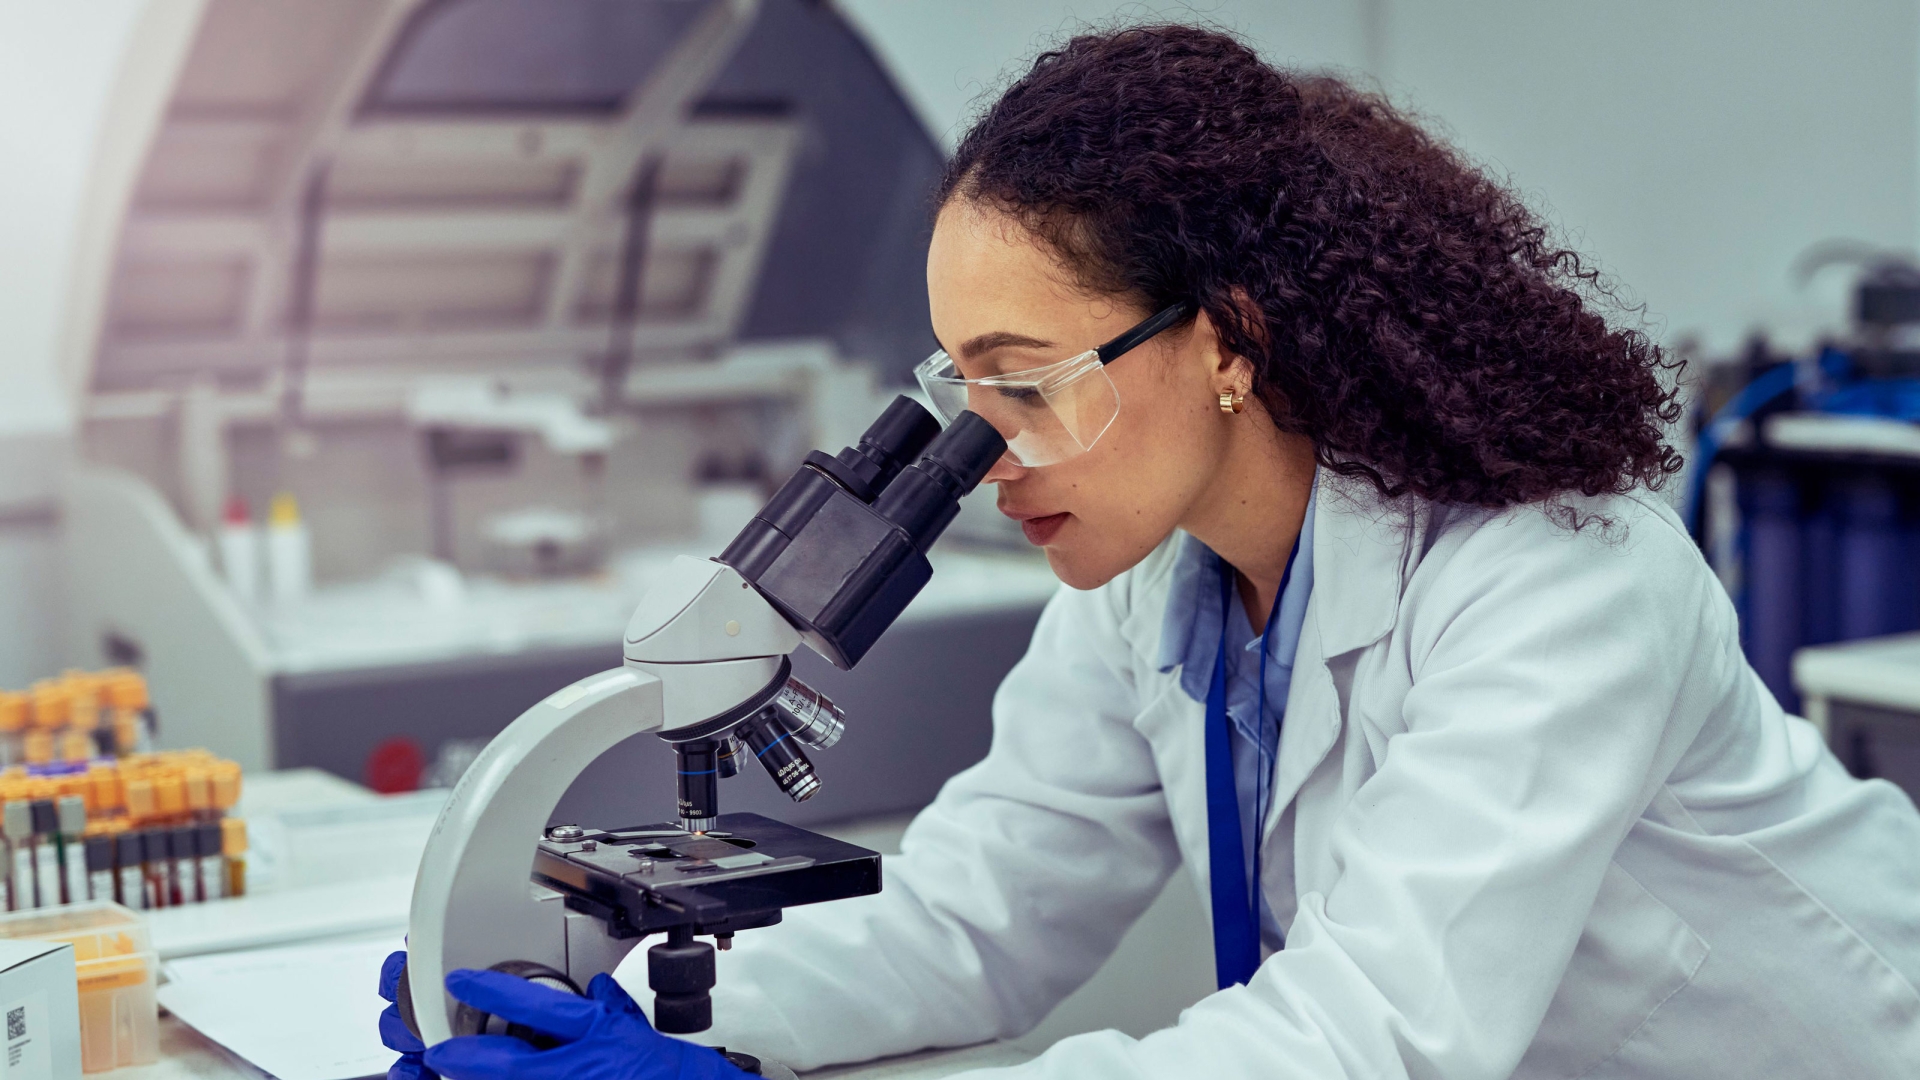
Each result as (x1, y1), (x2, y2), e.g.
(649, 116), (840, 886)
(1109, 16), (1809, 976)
(721, 398), (1006, 669)
(721, 395), (1013, 664)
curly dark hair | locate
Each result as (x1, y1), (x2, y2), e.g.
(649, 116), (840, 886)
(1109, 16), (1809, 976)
(938, 24), (1683, 510)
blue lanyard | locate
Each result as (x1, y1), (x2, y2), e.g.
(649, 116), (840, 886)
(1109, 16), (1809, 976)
(1204, 542), (1296, 990)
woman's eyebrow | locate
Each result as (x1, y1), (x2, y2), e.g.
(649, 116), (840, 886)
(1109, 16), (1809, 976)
(958, 330), (1055, 360)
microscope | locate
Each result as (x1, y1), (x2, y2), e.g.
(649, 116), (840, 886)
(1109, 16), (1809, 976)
(399, 398), (1006, 1072)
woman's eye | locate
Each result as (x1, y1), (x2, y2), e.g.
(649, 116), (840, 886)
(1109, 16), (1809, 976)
(994, 385), (1042, 405)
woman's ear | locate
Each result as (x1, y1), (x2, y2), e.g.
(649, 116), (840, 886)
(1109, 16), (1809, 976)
(1191, 295), (1262, 386)
(1225, 287), (1273, 385)
(1226, 286), (1269, 348)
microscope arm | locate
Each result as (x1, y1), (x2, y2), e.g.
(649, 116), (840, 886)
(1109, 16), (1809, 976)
(406, 666), (659, 1046)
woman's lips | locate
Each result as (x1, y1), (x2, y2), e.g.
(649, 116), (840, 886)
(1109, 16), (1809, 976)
(1018, 512), (1070, 545)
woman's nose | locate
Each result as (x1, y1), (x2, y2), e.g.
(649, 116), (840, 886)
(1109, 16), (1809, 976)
(982, 452), (1026, 485)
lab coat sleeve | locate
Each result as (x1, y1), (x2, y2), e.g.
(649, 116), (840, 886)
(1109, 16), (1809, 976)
(944, 501), (1732, 1080)
(688, 577), (1184, 1070)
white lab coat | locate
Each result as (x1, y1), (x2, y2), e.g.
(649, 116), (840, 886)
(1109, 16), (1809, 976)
(688, 478), (1920, 1078)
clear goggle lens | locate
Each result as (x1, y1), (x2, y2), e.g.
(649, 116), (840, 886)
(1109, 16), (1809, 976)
(913, 348), (1118, 468)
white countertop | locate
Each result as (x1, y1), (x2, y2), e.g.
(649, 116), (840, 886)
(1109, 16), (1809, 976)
(122, 1016), (1035, 1080)
(1793, 632), (1920, 713)
(253, 544), (1059, 676)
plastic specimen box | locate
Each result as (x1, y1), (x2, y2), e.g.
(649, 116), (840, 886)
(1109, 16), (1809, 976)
(0, 901), (157, 1072)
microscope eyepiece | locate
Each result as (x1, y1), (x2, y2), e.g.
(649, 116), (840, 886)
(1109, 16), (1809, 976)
(872, 411), (1008, 552)
(847, 395), (943, 493)
(916, 411), (1007, 492)
(794, 395), (941, 503)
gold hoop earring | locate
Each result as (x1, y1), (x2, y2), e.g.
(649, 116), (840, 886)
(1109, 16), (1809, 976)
(1218, 389), (1245, 414)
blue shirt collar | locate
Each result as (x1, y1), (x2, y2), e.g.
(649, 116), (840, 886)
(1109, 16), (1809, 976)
(1154, 481), (1318, 710)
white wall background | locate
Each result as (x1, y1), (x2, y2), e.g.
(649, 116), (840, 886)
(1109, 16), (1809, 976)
(841, 0), (1920, 354)
(0, 0), (1917, 682)
(0, 0), (147, 436)
(0, 0), (149, 685)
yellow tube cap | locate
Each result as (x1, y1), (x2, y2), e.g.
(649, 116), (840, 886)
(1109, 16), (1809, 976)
(269, 492), (301, 528)
(221, 816), (247, 856)
(0, 693), (25, 733)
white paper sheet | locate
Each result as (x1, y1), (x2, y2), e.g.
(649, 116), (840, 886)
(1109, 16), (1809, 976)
(158, 937), (400, 1080)
(148, 873), (413, 960)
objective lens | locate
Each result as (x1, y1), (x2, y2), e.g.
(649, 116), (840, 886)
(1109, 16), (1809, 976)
(741, 708), (820, 803)
(715, 735), (742, 779)
(774, 678), (845, 749)
(675, 739), (721, 832)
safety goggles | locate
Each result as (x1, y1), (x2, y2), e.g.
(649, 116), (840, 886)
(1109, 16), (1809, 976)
(915, 301), (1194, 467)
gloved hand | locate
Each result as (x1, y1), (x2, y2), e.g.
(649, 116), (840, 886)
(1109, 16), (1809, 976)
(378, 950), (437, 1080)
(424, 968), (752, 1080)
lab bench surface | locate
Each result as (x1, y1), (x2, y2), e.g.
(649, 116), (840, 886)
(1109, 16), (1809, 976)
(121, 1013), (1035, 1079)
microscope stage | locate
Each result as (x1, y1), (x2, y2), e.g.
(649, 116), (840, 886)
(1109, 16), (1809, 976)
(533, 812), (881, 938)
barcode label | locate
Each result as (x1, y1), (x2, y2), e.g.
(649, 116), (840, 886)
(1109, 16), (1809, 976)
(5, 990), (49, 1078)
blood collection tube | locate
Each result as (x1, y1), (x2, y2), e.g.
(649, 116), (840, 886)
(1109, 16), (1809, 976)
(168, 825), (197, 903)
(195, 822), (224, 901)
(184, 769), (210, 819)
(0, 693), (25, 767)
(62, 680), (98, 763)
(57, 796), (87, 905)
(30, 801), (58, 907)
(142, 829), (168, 909)
(116, 831), (145, 910)
(24, 686), (61, 767)
(3, 802), (31, 910)
(154, 773), (186, 821)
(106, 673), (152, 756)
(85, 835), (112, 903)
(220, 818), (247, 898)
(123, 778), (154, 827)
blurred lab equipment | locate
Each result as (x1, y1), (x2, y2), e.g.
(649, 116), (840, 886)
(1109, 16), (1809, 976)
(1688, 249), (1920, 803)
(401, 396), (1002, 1061)
(216, 496), (258, 603)
(1689, 254), (1920, 715)
(57, 0), (1056, 806)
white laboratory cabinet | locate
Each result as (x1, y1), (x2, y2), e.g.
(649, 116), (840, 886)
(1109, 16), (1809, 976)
(56, 0), (1050, 827)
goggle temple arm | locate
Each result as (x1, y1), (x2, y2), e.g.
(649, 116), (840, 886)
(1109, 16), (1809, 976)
(1094, 300), (1197, 365)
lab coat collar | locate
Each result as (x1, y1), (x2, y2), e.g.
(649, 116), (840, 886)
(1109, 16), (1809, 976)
(1143, 469), (1412, 675)
(1307, 472), (1415, 659)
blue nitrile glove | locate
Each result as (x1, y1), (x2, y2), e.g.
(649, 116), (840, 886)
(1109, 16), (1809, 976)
(424, 968), (752, 1080)
(378, 950), (438, 1080)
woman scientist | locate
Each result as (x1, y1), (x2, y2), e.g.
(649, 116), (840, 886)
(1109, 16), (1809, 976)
(383, 24), (1920, 1079)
